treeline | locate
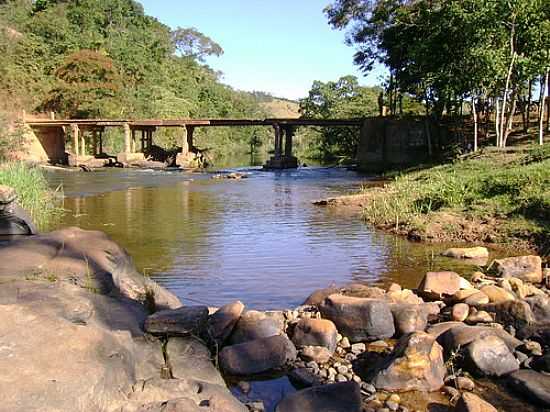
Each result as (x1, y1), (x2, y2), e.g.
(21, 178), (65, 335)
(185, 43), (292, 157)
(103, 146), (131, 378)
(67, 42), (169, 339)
(325, 0), (550, 149)
(0, 0), (271, 156)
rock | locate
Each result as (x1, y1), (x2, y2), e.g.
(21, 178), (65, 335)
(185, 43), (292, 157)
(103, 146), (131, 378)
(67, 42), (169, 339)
(303, 286), (341, 306)
(455, 376), (475, 391)
(525, 294), (550, 322)
(479, 285), (515, 303)
(144, 306), (209, 336)
(455, 392), (497, 412)
(165, 337), (225, 386)
(275, 382), (361, 412)
(464, 292), (490, 305)
(351, 343), (366, 354)
(0, 227), (181, 310)
(478, 300), (536, 330)
(126, 377), (247, 412)
(417, 271), (466, 299)
(301, 346), (332, 364)
(442, 247), (489, 259)
(229, 310), (284, 344)
(208, 301), (244, 344)
(370, 332), (446, 392)
(292, 318), (338, 352)
(386, 289), (424, 305)
(387, 283), (402, 292)
(319, 294), (395, 342)
(219, 334), (297, 375)
(390, 304), (432, 335)
(493, 255), (543, 284)
(439, 324), (522, 354)
(340, 336), (351, 348)
(288, 367), (323, 388)
(465, 310), (492, 324)
(427, 321), (465, 338)
(507, 370), (550, 407)
(453, 289), (481, 302)
(465, 335), (519, 377)
(452, 304), (470, 322)
(532, 353), (550, 373)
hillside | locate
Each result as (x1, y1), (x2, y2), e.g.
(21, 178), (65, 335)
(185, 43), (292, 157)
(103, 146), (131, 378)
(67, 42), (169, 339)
(260, 98), (300, 118)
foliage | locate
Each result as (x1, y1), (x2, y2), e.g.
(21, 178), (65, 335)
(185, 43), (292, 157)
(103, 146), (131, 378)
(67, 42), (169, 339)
(0, 0), (272, 158)
(360, 145), (550, 253)
(0, 162), (61, 228)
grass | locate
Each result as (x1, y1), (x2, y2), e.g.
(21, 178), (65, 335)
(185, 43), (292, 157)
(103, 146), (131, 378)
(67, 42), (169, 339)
(360, 145), (550, 255)
(0, 162), (62, 229)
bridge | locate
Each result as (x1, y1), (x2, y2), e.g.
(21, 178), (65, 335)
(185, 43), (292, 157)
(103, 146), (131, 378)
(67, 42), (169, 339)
(25, 116), (365, 169)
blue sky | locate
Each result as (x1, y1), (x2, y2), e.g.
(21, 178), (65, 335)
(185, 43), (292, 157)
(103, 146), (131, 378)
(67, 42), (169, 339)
(140, 0), (386, 100)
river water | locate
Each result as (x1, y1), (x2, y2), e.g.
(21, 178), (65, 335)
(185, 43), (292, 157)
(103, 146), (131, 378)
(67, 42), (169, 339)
(44, 163), (486, 310)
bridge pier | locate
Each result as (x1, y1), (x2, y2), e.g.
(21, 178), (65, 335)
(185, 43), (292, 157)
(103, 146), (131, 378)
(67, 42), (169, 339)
(117, 123), (145, 164)
(264, 123), (298, 169)
(176, 125), (199, 168)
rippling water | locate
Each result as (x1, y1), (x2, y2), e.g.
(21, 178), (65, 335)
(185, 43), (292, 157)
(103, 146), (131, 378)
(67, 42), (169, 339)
(46, 165), (489, 309)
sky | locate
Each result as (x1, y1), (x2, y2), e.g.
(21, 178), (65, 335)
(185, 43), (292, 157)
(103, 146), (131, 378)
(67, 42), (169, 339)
(139, 0), (386, 100)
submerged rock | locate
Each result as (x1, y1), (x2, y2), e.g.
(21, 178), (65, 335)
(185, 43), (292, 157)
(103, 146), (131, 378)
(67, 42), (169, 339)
(220, 334), (297, 375)
(493, 255), (543, 284)
(370, 332), (446, 392)
(507, 370), (550, 407)
(442, 247), (489, 259)
(319, 294), (395, 342)
(275, 382), (361, 412)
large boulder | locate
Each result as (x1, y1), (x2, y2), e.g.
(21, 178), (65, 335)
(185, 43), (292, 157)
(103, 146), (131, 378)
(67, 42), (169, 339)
(0, 227), (181, 310)
(275, 382), (361, 412)
(417, 271), (470, 299)
(303, 286), (341, 306)
(465, 335), (519, 377)
(507, 370), (550, 407)
(370, 332), (446, 392)
(478, 300), (536, 330)
(454, 392), (498, 412)
(219, 334), (297, 376)
(319, 294), (395, 342)
(438, 324), (522, 354)
(208, 301), (244, 344)
(479, 285), (515, 303)
(390, 303), (438, 336)
(144, 306), (209, 336)
(229, 310), (284, 344)
(493, 255), (543, 284)
(165, 337), (225, 386)
(0, 184), (37, 236)
(291, 318), (338, 352)
(442, 247), (489, 260)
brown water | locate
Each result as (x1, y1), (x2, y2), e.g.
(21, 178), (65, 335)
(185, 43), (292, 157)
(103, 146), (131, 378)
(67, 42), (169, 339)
(45, 163), (490, 310)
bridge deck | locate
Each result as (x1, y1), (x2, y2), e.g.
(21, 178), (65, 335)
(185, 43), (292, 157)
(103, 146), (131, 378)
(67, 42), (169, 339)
(26, 118), (365, 128)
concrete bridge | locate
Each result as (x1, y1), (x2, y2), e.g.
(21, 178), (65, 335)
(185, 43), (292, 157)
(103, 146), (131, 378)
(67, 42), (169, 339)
(25, 116), (364, 169)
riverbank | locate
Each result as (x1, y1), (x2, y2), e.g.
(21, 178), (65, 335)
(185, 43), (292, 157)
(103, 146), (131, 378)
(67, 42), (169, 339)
(0, 162), (60, 228)
(318, 145), (550, 256)
(1, 227), (549, 411)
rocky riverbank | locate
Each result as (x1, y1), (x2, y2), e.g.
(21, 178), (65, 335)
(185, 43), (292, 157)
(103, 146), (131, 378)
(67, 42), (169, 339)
(1, 223), (549, 411)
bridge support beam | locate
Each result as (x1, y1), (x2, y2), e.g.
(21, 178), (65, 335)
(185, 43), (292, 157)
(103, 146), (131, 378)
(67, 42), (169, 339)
(176, 125), (198, 168)
(117, 122), (145, 165)
(264, 123), (298, 169)
(70, 124), (79, 166)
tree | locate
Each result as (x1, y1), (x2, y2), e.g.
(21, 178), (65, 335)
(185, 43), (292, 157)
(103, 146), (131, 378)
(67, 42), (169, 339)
(171, 27), (223, 61)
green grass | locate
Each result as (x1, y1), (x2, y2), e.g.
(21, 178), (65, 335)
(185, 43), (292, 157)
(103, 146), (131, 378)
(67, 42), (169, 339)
(361, 145), (550, 254)
(0, 162), (61, 229)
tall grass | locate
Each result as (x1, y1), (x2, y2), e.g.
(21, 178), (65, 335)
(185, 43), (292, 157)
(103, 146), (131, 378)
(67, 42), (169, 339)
(0, 162), (61, 229)
(361, 145), (550, 251)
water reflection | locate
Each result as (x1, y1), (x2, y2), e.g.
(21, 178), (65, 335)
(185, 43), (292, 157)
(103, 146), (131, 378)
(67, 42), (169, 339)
(47, 167), (498, 309)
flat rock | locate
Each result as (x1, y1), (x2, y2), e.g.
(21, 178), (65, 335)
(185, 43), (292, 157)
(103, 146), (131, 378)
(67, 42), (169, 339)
(220, 334), (297, 375)
(371, 332), (446, 392)
(208, 301), (244, 343)
(455, 392), (497, 412)
(166, 337), (224, 386)
(418, 271), (466, 299)
(507, 369), (550, 407)
(292, 318), (338, 352)
(442, 247), (489, 259)
(145, 306), (209, 336)
(229, 310), (284, 344)
(465, 335), (519, 377)
(319, 294), (395, 342)
(493, 255), (543, 284)
(275, 382), (361, 412)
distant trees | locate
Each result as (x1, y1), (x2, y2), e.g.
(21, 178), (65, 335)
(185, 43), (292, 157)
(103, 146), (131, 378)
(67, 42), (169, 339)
(171, 27), (223, 61)
(325, 0), (550, 148)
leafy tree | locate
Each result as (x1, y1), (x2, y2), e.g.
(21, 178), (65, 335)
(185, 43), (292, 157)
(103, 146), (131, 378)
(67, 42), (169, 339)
(171, 27), (223, 61)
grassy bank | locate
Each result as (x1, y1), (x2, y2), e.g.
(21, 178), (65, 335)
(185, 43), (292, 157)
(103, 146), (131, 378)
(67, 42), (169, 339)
(359, 145), (550, 255)
(0, 163), (60, 229)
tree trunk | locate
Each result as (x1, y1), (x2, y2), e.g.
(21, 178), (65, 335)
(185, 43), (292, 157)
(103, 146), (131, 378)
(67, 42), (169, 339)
(503, 90), (517, 147)
(539, 71), (549, 145)
(495, 98), (501, 146)
(500, 52), (517, 147)
(471, 96), (478, 152)
(525, 79), (532, 132)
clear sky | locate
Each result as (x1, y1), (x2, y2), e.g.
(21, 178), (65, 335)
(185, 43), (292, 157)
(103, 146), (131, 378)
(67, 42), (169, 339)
(139, 0), (386, 100)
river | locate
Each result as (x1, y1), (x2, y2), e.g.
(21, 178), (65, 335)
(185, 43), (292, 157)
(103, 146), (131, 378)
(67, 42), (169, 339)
(44, 163), (487, 310)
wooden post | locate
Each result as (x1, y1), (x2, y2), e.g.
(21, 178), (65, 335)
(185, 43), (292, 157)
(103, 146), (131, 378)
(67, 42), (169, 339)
(123, 123), (131, 153)
(71, 124), (79, 165)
